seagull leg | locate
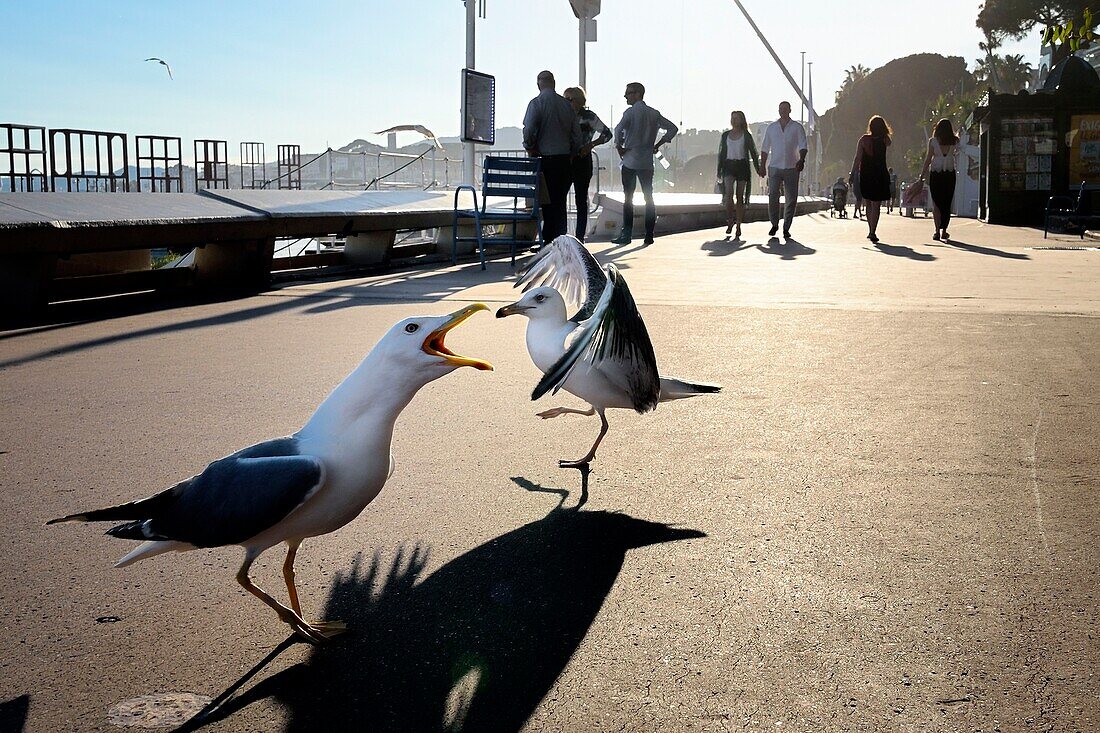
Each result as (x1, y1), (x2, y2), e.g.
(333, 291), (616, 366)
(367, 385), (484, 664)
(236, 556), (328, 644)
(559, 409), (609, 468)
(536, 406), (596, 420)
(282, 541), (347, 638)
(282, 540), (303, 616)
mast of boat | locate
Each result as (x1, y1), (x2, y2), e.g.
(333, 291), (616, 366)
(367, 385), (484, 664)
(729, 0), (819, 191)
(729, 0), (817, 121)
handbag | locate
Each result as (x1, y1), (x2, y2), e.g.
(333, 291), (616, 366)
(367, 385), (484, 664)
(901, 179), (925, 206)
(714, 179), (725, 195)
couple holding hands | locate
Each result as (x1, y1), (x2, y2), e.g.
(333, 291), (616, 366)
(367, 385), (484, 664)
(717, 101), (808, 240)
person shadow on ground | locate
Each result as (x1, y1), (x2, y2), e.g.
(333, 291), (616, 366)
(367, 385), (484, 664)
(870, 242), (936, 261)
(181, 476), (705, 732)
(702, 238), (756, 256)
(759, 236), (816, 260)
(937, 239), (1030, 260)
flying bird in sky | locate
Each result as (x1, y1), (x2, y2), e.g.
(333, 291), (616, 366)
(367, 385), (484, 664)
(497, 235), (720, 468)
(144, 57), (173, 79)
(49, 305), (492, 643)
(375, 124), (443, 150)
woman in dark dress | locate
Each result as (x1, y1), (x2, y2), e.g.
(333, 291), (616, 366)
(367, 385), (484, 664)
(851, 115), (892, 242)
(564, 86), (612, 241)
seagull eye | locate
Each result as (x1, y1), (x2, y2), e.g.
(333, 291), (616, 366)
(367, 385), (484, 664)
(535, 294), (546, 303)
(405, 323), (420, 333)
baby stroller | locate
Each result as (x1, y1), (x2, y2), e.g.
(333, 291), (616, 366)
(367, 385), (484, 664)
(830, 180), (849, 219)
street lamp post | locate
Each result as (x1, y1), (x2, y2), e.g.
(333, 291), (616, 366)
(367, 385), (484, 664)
(462, 0), (476, 187)
(800, 51), (806, 126)
(807, 60), (814, 192)
(579, 19), (587, 88)
(569, 0), (601, 90)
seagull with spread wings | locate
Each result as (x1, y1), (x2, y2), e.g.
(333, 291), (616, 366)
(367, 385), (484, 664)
(375, 124), (443, 150)
(497, 235), (720, 468)
(144, 57), (173, 79)
(49, 305), (492, 644)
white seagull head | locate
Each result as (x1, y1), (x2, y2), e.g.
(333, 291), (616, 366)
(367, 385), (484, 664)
(377, 303), (493, 384)
(495, 287), (567, 322)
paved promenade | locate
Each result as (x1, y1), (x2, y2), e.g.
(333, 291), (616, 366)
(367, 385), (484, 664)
(1, 211), (1097, 731)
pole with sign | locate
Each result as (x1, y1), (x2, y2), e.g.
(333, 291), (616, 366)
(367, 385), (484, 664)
(569, 0), (600, 90)
(462, 0), (477, 186)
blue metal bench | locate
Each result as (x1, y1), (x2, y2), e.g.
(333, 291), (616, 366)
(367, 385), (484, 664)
(452, 156), (542, 270)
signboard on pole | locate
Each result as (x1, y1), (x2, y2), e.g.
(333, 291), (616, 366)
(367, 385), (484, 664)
(462, 69), (495, 145)
(569, 0), (601, 19)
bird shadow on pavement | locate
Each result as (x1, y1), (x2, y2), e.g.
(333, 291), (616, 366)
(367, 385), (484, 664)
(759, 236), (816, 260)
(701, 238), (756, 256)
(177, 492), (704, 732)
(510, 465), (590, 508)
(869, 242), (936, 261)
(938, 239), (1031, 260)
(0, 695), (30, 733)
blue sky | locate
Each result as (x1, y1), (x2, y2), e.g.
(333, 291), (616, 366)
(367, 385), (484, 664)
(2, 1), (1040, 157)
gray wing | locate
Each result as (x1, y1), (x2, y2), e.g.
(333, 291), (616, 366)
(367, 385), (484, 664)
(516, 234), (607, 322)
(533, 264), (661, 413)
(106, 437), (323, 548)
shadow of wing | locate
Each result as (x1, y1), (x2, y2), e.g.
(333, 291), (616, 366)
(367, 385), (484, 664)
(0, 695), (30, 733)
(218, 511), (703, 732)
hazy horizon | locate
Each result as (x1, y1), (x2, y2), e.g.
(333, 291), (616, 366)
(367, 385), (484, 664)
(4, 1), (1040, 158)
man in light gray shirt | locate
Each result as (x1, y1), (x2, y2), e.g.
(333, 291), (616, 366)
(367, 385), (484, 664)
(523, 70), (582, 241)
(759, 100), (808, 239)
(612, 82), (678, 245)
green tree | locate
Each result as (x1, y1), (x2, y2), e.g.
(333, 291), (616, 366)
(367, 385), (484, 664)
(977, 0), (1091, 63)
(816, 54), (971, 187)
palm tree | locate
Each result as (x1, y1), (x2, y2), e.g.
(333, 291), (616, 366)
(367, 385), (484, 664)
(974, 53), (1034, 93)
(835, 64), (871, 103)
(999, 53), (1034, 91)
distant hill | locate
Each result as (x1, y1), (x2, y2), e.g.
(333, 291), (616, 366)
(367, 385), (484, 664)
(816, 53), (971, 187)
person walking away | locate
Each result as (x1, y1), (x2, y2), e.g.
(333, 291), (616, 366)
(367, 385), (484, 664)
(717, 110), (763, 238)
(563, 86), (612, 242)
(523, 70), (583, 241)
(613, 82), (678, 245)
(759, 101), (808, 239)
(851, 115), (892, 243)
(919, 118), (959, 241)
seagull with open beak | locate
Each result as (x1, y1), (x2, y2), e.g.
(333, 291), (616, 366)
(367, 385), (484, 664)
(50, 304), (492, 644)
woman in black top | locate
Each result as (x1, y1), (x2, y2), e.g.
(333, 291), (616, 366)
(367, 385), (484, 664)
(851, 115), (892, 243)
(564, 86), (612, 242)
(716, 110), (762, 238)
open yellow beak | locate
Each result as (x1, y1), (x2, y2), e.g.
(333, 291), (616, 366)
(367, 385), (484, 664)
(422, 303), (494, 371)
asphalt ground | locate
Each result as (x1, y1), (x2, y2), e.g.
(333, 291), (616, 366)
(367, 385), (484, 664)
(0, 210), (1097, 732)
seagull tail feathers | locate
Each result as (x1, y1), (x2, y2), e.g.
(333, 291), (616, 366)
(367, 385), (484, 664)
(658, 376), (722, 402)
(114, 540), (188, 568)
(46, 484), (180, 527)
(47, 499), (156, 526)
